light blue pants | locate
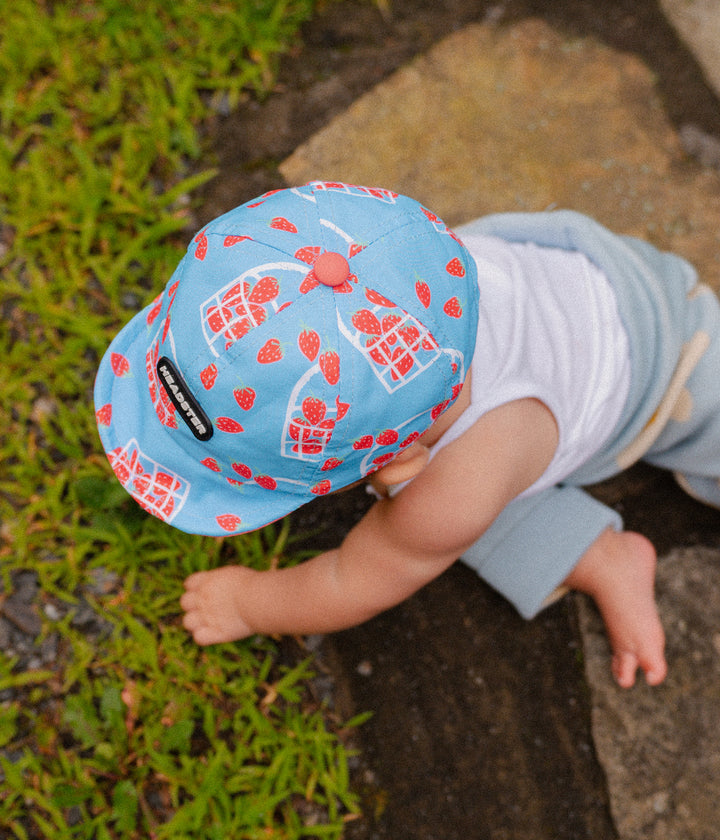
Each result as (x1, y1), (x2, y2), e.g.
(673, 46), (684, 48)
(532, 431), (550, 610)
(456, 211), (720, 618)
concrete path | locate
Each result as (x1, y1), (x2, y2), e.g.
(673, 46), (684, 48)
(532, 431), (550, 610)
(281, 18), (720, 839)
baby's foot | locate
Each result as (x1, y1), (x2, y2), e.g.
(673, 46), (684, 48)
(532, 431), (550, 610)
(564, 530), (667, 688)
(181, 566), (256, 645)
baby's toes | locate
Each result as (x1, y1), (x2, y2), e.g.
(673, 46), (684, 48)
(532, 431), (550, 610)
(642, 658), (668, 686)
(612, 651), (639, 689)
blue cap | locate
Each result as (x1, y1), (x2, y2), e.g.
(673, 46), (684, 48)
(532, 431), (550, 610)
(94, 182), (479, 535)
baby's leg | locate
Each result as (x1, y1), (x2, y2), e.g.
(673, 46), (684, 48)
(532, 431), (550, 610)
(458, 486), (665, 686)
(563, 528), (666, 688)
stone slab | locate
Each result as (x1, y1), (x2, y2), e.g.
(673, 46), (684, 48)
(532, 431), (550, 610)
(660, 0), (720, 98)
(281, 19), (720, 839)
(281, 19), (720, 291)
(577, 547), (720, 839)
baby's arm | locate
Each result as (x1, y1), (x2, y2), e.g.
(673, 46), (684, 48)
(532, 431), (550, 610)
(181, 500), (462, 644)
(181, 397), (559, 645)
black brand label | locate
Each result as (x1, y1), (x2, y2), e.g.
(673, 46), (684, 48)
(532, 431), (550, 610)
(156, 357), (214, 442)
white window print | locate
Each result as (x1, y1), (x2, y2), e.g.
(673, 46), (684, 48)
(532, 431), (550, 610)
(108, 439), (189, 524)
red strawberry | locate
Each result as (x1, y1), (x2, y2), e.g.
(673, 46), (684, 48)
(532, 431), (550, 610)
(390, 347), (414, 380)
(224, 318), (252, 345)
(366, 337), (390, 366)
(381, 314), (402, 339)
(201, 457), (221, 472)
(159, 497), (175, 518)
(298, 328), (320, 361)
(422, 208), (440, 224)
(432, 400), (451, 420)
(311, 479), (332, 496)
(319, 351), (340, 385)
(446, 257), (465, 277)
(216, 514), (242, 532)
(248, 276), (279, 304)
(365, 289), (395, 307)
(299, 272), (319, 294)
(96, 404), (112, 426)
(154, 471), (180, 491)
(232, 462), (253, 479)
(415, 280), (431, 308)
(156, 404), (178, 429)
(333, 275), (356, 294)
(295, 246), (321, 265)
(400, 431), (421, 448)
(224, 235), (251, 247)
(133, 475), (150, 495)
(353, 435), (373, 450)
(216, 417), (244, 433)
(200, 364), (218, 390)
(375, 429), (399, 446)
(194, 230), (208, 260)
(398, 324), (421, 349)
(233, 386), (256, 411)
(111, 353), (130, 377)
(255, 475), (277, 490)
(257, 338), (283, 364)
(270, 217), (297, 233)
(247, 189), (282, 207)
(207, 305), (231, 334)
(369, 187), (398, 200)
(352, 309), (382, 335)
(372, 452), (395, 467)
(443, 296), (463, 318)
(112, 460), (131, 484)
(289, 417), (310, 442)
(247, 303), (267, 325)
(302, 397), (327, 425)
(321, 457), (343, 471)
(221, 281), (251, 307)
(294, 442), (323, 455)
(335, 396), (350, 420)
(146, 293), (163, 325)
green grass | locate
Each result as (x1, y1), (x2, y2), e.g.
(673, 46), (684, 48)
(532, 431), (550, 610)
(0, 1), (370, 837)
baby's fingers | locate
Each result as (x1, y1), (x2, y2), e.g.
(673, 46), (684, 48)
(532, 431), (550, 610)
(179, 588), (198, 612)
(183, 570), (209, 591)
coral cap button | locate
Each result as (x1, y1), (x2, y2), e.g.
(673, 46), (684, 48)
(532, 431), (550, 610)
(314, 251), (350, 287)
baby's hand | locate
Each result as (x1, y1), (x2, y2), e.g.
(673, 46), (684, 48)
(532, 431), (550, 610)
(181, 566), (256, 645)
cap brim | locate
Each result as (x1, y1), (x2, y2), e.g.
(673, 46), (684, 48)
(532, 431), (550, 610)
(94, 303), (309, 537)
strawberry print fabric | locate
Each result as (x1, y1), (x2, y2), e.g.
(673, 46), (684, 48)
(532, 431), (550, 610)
(94, 182), (479, 536)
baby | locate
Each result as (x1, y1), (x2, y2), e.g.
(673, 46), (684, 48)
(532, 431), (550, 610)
(95, 181), (720, 689)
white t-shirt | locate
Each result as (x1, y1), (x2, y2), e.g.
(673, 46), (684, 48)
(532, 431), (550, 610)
(427, 233), (632, 497)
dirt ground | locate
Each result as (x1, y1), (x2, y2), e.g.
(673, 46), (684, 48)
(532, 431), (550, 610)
(197, 2), (720, 837)
(199, 0), (720, 226)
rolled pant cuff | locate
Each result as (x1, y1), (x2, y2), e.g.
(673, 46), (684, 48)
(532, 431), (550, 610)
(460, 486), (623, 619)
